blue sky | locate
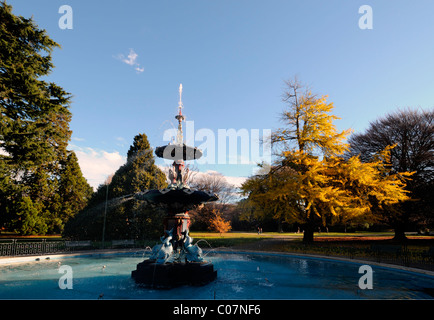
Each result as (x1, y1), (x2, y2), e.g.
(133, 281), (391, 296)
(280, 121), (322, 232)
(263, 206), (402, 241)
(8, 0), (434, 189)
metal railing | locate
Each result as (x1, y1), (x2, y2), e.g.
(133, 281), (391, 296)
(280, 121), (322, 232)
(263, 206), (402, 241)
(0, 239), (141, 257)
(0, 239), (67, 256)
(285, 243), (434, 271)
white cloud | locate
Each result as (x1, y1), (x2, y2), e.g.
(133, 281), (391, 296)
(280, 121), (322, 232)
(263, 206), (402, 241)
(70, 145), (126, 190)
(135, 66), (145, 73)
(192, 169), (247, 188)
(117, 48), (144, 73)
(157, 166), (247, 189)
(224, 175), (247, 188)
(122, 49), (138, 66)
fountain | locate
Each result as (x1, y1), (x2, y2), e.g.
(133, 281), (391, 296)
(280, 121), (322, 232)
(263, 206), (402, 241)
(131, 84), (219, 288)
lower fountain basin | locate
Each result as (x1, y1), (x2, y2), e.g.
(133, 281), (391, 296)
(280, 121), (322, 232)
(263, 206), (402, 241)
(131, 259), (217, 289)
(1, 251), (434, 299)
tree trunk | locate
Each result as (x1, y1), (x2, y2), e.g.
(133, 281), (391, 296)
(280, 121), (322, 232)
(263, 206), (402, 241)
(303, 224), (315, 243)
(277, 220), (283, 233)
(393, 224), (407, 242)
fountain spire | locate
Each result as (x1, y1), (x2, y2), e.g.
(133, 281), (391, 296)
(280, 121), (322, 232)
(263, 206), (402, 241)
(175, 84), (185, 145)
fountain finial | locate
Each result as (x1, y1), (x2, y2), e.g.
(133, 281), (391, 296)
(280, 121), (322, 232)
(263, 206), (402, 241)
(178, 83), (183, 113)
(175, 83), (185, 145)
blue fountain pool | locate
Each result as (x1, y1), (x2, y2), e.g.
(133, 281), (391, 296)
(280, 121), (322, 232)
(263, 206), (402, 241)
(0, 251), (433, 299)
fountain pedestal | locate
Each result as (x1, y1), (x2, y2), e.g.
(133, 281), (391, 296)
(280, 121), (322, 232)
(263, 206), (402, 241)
(164, 212), (190, 242)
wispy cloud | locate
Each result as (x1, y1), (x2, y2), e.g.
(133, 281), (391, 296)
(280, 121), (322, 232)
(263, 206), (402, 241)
(116, 48), (144, 73)
(121, 49), (138, 66)
(135, 66), (145, 73)
(115, 136), (127, 147)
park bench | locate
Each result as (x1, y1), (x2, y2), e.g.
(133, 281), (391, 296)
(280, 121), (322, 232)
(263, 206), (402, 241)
(65, 240), (92, 250)
(111, 239), (135, 248)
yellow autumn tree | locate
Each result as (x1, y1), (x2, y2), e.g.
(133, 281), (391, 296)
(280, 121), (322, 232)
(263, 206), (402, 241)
(271, 77), (351, 157)
(242, 78), (411, 242)
(208, 209), (232, 235)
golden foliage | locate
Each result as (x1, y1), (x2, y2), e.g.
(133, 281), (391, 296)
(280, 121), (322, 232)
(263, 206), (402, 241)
(242, 78), (412, 235)
(208, 210), (232, 234)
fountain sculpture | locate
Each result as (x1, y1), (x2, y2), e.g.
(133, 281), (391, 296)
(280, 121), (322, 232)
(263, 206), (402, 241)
(131, 84), (218, 288)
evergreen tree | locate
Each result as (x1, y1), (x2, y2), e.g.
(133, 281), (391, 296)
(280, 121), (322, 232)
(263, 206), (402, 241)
(0, 2), (71, 166)
(112, 133), (167, 197)
(88, 133), (167, 204)
(0, 2), (91, 234)
(64, 133), (168, 240)
(55, 151), (93, 233)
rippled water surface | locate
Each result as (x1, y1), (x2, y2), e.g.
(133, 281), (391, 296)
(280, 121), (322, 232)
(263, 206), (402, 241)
(1, 252), (433, 299)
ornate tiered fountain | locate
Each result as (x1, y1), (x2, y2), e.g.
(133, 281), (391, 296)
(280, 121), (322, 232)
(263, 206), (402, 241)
(131, 84), (218, 288)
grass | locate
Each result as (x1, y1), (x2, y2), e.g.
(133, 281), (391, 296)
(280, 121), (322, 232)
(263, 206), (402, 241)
(0, 232), (62, 239)
(188, 231), (434, 267)
(188, 231), (266, 248)
(188, 230), (398, 244)
(189, 230), (419, 238)
(190, 231), (270, 239)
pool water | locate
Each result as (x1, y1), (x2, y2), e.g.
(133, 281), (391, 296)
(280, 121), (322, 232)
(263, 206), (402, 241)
(0, 252), (433, 299)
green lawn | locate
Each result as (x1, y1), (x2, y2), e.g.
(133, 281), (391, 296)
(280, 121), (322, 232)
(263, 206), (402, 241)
(188, 231), (434, 254)
(189, 230), (398, 239)
(190, 230), (434, 240)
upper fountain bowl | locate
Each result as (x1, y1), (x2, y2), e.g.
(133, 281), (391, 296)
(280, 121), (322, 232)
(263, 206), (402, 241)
(155, 143), (203, 161)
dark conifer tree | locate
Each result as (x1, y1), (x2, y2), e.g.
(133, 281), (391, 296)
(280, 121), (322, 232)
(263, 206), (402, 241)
(55, 151), (93, 233)
(0, 2), (91, 234)
(64, 133), (168, 240)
